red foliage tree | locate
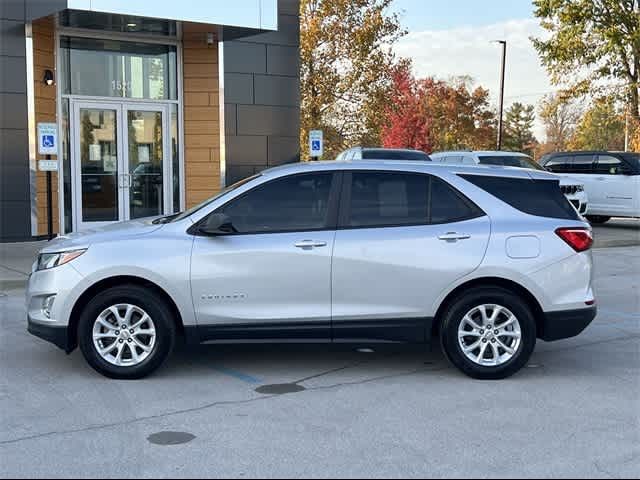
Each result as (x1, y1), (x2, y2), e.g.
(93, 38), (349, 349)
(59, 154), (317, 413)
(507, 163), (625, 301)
(381, 62), (432, 152)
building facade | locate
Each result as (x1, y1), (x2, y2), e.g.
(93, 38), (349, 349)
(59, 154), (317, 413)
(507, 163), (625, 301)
(0, 0), (300, 241)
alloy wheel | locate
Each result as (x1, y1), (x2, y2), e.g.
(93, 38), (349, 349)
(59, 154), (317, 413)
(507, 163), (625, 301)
(92, 304), (157, 367)
(457, 304), (522, 367)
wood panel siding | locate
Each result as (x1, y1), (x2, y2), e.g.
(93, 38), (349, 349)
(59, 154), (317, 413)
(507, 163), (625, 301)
(182, 23), (221, 208)
(33, 17), (58, 235)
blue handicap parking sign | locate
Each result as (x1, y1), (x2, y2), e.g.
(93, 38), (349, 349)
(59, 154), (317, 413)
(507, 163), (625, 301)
(42, 135), (55, 148)
(312, 140), (321, 151)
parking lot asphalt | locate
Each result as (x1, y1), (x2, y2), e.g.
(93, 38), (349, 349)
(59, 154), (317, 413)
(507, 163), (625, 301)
(0, 222), (638, 478)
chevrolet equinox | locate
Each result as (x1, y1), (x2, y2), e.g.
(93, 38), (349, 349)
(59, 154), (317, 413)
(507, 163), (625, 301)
(27, 160), (597, 380)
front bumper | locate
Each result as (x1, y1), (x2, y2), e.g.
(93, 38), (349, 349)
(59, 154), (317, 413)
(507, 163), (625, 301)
(28, 317), (71, 352)
(538, 305), (597, 342)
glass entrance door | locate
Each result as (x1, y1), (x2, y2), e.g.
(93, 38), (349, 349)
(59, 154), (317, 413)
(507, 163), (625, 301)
(71, 101), (170, 230)
(125, 107), (168, 220)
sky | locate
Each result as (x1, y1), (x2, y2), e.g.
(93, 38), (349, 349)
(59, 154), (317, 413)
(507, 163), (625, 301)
(390, 0), (553, 140)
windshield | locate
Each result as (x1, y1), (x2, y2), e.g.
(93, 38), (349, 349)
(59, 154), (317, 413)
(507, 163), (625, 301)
(363, 150), (431, 161)
(158, 175), (261, 224)
(478, 155), (544, 170)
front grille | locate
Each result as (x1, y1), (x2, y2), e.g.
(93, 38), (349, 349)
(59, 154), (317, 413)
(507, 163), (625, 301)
(561, 185), (582, 195)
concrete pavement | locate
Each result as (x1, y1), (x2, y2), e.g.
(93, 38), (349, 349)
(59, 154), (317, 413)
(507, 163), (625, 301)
(0, 224), (638, 478)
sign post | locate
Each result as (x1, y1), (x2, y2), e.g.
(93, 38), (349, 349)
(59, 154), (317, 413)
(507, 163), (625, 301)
(37, 123), (58, 240)
(309, 130), (323, 160)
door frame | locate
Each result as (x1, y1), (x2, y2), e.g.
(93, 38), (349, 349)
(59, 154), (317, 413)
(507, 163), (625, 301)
(71, 100), (125, 231)
(70, 99), (172, 231)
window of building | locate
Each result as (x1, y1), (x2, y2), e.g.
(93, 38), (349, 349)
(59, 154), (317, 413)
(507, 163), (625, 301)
(60, 10), (177, 37)
(60, 37), (178, 100)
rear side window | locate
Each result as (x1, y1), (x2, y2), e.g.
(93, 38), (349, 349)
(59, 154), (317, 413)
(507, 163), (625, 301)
(460, 174), (580, 220)
(430, 177), (481, 224)
(344, 172), (483, 228)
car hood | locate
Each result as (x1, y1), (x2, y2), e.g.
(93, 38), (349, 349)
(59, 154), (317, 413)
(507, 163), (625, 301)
(41, 218), (164, 253)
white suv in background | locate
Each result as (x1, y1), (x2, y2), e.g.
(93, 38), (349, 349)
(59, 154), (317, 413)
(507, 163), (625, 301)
(540, 151), (640, 224)
(431, 151), (589, 215)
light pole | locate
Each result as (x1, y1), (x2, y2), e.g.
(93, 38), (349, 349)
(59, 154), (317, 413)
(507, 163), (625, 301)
(493, 40), (507, 150)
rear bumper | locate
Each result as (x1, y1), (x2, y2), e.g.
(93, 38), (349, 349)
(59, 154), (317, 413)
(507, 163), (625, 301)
(28, 317), (71, 353)
(538, 305), (597, 342)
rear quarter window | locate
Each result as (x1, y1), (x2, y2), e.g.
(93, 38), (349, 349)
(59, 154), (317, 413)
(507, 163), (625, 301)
(459, 174), (580, 221)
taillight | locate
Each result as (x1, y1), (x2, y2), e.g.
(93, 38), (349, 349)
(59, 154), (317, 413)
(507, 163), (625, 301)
(555, 227), (593, 252)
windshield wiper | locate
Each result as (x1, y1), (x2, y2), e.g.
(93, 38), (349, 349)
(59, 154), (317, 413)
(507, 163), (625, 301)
(152, 213), (181, 225)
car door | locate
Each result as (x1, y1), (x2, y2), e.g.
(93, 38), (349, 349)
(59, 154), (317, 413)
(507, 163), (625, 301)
(568, 154), (601, 211)
(190, 171), (341, 340)
(331, 170), (491, 342)
(592, 154), (637, 216)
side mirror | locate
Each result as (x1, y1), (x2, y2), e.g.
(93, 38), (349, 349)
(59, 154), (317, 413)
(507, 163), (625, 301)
(199, 213), (235, 235)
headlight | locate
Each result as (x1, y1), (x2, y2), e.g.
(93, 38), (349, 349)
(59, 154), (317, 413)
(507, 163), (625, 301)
(36, 249), (87, 271)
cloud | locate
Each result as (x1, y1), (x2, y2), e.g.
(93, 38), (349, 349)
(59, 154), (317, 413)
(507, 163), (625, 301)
(394, 19), (554, 140)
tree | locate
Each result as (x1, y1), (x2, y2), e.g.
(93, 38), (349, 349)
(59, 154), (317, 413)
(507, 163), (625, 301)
(538, 93), (581, 151)
(570, 97), (626, 150)
(422, 77), (497, 152)
(631, 116), (640, 151)
(532, 0), (640, 122)
(503, 102), (537, 155)
(300, 0), (406, 160)
(380, 68), (499, 153)
(381, 62), (432, 152)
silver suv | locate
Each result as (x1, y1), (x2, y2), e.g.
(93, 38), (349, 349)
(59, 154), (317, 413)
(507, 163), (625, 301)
(27, 161), (597, 380)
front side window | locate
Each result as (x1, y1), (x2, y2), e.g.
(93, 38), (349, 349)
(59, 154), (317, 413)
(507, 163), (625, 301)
(345, 172), (482, 228)
(219, 173), (334, 233)
(544, 156), (573, 173)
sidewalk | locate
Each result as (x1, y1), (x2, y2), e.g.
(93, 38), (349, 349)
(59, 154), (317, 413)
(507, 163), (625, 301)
(0, 241), (45, 291)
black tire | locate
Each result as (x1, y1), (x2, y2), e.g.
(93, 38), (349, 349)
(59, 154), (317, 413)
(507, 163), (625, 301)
(439, 286), (536, 380)
(586, 215), (611, 225)
(78, 284), (176, 379)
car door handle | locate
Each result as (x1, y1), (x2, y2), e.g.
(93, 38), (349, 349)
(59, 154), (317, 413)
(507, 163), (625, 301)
(438, 232), (471, 242)
(294, 240), (327, 249)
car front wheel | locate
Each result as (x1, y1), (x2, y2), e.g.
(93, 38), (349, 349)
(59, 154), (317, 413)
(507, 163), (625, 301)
(440, 287), (536, 380)
(78, 285), (176, 379)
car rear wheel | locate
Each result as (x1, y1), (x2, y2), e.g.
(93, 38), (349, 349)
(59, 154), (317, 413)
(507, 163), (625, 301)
(440, 287), (536, 380)
(78, 285), (176, 379)
(586, 215), (611, 224)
